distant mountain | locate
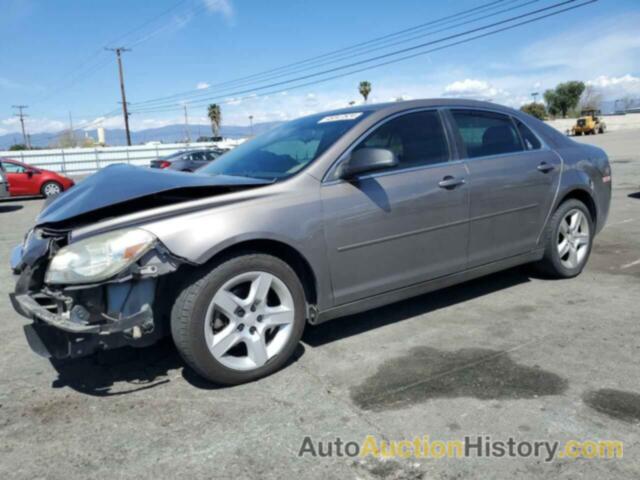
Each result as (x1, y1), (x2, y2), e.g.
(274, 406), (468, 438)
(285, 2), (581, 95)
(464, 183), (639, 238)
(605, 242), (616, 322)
(0, 121), (283, 150)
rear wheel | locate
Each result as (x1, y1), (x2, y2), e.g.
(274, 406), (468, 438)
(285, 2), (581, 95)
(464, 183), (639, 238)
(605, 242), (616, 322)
(171, 253), (306, 385)
(41, 181), (62, 197)
(536, 199), (593, 278)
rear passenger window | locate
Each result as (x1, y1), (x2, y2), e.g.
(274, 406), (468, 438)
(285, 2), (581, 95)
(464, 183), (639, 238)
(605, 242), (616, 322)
(515, 119), (542, 150)
(354, 110), (449, 169)
(451, 110), (523, 158)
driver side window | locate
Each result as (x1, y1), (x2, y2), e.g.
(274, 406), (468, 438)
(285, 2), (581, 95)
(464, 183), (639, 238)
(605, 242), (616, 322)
(353, 110), (450, 171)
(2, 162), (26, 173)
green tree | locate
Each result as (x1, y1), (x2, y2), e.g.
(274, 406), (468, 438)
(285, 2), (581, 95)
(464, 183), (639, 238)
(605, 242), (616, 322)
(520, 102), (547, 120)
(9, 144), (27, 151)
(207, 104), (222, 137)
(359, 81), (372, 103)
(543, 81), (585, 118)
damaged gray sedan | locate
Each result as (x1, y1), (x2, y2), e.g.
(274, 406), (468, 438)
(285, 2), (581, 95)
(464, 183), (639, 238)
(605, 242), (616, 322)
(10, 99), (611, 385)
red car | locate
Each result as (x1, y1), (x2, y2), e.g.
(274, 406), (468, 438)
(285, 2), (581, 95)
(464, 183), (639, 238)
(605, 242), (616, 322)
(0, 158), (74, 198)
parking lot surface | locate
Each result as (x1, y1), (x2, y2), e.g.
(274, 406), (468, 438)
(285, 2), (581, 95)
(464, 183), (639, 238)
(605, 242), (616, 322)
(1, 130), (639, 479)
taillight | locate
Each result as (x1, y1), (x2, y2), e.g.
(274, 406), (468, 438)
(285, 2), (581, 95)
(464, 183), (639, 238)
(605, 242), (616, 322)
(159, 161), (171, 169)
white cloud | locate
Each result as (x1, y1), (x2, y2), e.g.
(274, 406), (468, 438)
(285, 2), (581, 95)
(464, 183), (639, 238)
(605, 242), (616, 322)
(203, 0), (234, 21)
(443, 79), (503, 100)
(1, 116), (66, 134)
(85, 115), (184, 132)
(196, 82), (210, 90)
(586, 74), (640, 98)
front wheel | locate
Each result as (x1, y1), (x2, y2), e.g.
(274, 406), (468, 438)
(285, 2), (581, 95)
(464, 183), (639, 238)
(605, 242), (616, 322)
(536, 199), (593, 278)
(171, 253), (306, 385)
(41, 181), (62, 197)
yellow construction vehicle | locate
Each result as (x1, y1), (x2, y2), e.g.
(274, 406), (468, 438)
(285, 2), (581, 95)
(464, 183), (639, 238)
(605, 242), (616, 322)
(572, 109), (606, 136)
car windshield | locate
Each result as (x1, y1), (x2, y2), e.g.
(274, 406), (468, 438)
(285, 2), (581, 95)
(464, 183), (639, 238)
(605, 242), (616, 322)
(199, 112), (369, 180)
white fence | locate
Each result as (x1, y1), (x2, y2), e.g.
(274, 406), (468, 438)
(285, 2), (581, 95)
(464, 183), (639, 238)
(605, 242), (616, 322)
(0, 139), (244, 175)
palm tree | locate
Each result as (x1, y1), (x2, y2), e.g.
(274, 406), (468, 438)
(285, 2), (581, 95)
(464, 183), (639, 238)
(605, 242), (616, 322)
(207, 104), (222, 137)
(359, 81), (372, 103)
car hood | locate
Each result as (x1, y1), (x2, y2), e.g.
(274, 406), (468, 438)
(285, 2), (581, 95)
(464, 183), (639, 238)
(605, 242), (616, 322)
(36, 163), (272, 227)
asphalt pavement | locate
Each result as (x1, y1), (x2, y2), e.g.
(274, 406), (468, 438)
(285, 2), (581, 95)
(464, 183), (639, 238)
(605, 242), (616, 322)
(0, 130), (638, 479)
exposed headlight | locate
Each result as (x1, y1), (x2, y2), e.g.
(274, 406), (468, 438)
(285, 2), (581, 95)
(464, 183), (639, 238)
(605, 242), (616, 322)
(45, 228), (156, 285)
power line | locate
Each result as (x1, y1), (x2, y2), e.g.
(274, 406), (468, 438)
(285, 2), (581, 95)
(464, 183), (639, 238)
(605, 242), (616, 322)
(106, 47), (133, 146)
(132, 0), (573, 112)
(208, 0), (540, 97)
(133, 0), (596, 115)
(38, 108), (122, 144)
(131, 0), (520, 108)
(12, 105), (30, 149)
(30, 0), (197, 109)
(132, 0), (594, 114)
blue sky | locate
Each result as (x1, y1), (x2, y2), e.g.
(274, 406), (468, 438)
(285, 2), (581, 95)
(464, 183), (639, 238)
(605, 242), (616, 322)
(1, 0), (639, 135)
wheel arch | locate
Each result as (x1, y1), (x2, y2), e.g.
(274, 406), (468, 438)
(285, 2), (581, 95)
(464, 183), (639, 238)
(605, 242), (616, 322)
(201, 238), (319, 307)
(557, 187), (597, 225)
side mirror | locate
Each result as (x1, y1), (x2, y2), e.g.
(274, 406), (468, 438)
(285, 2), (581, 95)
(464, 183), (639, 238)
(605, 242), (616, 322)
(26, 170), (34, 177)
(339, 148), (398, 179)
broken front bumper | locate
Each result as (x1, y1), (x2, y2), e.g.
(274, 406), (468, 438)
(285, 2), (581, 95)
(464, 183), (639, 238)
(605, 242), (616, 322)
(10, 292), (153, 334)
(10, 275), (160, 360)
(9, 229), (179, 360)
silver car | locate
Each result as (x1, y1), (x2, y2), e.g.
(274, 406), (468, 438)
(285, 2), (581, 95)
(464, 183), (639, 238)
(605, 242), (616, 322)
(0, 166), (9, 199)
(10, 99), (611, 385)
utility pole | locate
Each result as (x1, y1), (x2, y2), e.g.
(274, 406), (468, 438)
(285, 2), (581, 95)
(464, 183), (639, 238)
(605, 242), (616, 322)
(531, 92), (540, 103)
(106, 47), (132, 146)
(12, 105), (30, 149)
(68, 111), (75, 146)
(183, 104), (191, 143)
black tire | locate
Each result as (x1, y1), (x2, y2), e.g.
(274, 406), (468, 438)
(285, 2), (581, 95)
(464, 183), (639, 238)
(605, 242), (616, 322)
(41, 181), (63, 197)
(171, 253), (306, 385)
(536, 199), (594, 278)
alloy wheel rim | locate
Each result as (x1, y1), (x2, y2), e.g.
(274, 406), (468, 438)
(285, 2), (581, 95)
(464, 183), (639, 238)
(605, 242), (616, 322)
(204, 271), (295, 371)
(44, 184), (61, 196)
(557, 209), (590, 269)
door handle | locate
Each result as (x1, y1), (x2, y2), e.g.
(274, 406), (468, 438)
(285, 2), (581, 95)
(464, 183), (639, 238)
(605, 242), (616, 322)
(537, 162), (555, 173)
(438, 176), (465, 189)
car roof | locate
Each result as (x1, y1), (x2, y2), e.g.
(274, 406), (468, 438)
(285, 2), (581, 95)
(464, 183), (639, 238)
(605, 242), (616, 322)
(312, 98), (521, 118)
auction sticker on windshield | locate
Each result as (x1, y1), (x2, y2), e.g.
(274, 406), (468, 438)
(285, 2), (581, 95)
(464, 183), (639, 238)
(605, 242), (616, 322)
(318, 112), (363, 123)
